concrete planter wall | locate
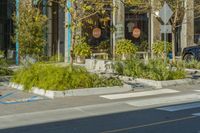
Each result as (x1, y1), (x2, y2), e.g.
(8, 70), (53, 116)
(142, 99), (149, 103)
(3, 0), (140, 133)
(135, 78), (194, 89)
(9, 82), (132, 99)
(119, 76), (199, 89)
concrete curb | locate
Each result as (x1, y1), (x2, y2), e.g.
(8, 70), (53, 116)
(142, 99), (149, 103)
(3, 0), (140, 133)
(119, 76), (200, 89)
(185, 68), (200, 73)
(135, 78), (195, 89)
(8, 82), (133, 99)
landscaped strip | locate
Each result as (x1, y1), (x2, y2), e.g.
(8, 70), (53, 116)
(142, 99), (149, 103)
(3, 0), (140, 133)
(11, 63), (123, 94)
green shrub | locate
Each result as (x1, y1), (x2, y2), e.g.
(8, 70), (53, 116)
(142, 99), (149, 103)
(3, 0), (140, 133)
(138, 41), (148, 51)
(152, 41), (172, 57)
(12, 63), (122, 91)
(185, 59), (200, 69)
(74, 37), (91, 57)
(114, 58), (186, 81)
(0, 54), (13, 76)
(0, 67), (13, 76)
(97, 40), (110, 52)
(115, 39), (138, 56)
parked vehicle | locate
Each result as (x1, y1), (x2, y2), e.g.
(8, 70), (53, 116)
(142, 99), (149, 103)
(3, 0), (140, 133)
(182, 45), (200, 61)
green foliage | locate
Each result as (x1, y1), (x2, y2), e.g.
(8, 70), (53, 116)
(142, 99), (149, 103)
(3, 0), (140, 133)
(115, 39), (138, 56)
(74, 37), (91, 57)
(138, 41), (148, 51)
(12, 63), (122, 91)
(0, 67), (13, 76)
(12, 1), (47, 59)
(123, 58), (144, 78)
(49, 54), (64, 62)
(185, 59), (200, 69)
(152, 41), (172, 57)
(174, 59), (200, 70)
(114, 58), (186, 81)
(97, 40), (110, 52)
(0, 53), (13, 76)
(0, 51), (4, 57)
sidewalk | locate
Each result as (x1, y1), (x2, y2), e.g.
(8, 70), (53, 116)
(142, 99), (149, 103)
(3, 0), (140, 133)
(0, 83), (200, 117)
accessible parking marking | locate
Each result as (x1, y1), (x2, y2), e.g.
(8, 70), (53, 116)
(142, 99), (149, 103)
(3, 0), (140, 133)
(0, 90), (45, 104)
(0, 96), (44, 104)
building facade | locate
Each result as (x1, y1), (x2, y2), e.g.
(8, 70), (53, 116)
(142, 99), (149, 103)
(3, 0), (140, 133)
(0, 0), (198, 62)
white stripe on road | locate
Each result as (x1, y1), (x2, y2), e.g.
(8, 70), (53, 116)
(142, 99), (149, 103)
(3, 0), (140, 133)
(192, 113), (200, 116)
(127, 94), (200, 107)
(100, 89), (179, 100)
(158, 102), (200, 112)
(194, 90), (200, 92)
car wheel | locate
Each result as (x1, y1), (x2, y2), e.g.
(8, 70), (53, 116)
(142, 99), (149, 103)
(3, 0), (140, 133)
(184, 54), (195, 61)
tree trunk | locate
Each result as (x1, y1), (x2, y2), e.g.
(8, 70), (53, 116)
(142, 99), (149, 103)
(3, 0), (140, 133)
(69, 3), (78, 65)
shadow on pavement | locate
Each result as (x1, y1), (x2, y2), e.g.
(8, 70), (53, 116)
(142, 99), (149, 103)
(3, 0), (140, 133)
(1, 102), (200, 133)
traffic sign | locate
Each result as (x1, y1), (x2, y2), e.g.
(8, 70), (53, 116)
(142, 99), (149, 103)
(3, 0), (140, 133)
(159, 2), (173, 24)
(160, 25), (172, 33)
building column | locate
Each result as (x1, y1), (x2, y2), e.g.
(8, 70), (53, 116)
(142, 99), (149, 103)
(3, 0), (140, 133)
(58, 6), (65, 61)
(180, 0), (194, 51)
(112, 0), (125, 58)
(47, 6), (52, 56)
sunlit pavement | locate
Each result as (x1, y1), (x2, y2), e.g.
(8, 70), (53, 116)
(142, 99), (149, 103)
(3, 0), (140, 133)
(0, 84), (200, 133)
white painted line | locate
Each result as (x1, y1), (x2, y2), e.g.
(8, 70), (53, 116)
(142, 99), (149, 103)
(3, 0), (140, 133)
(158, 102), (200, 112)
(127, 94), (200, 107)
(192, 113), (200, 116)
(100, 89), (179, 100)
(194, 90), (200, 92)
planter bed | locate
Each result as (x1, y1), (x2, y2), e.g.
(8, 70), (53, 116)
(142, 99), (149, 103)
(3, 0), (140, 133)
(9, 82), (132, 99)
(119, 76), (200, 89)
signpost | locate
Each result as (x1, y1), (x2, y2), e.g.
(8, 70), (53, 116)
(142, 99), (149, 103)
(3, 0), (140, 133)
(159, 1), (173, 63)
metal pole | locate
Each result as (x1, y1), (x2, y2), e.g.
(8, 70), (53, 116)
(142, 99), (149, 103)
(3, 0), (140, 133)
(112, 0), (116, 60)
(164, 1), (167, 64)
(67, 0), (71, 63)
(16, 0), (19, 65)
(164, 25), (167, 64)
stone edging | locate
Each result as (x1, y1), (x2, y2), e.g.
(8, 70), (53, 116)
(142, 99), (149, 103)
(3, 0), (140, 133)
(185, 68), (200, 73)
(119, 76), (200, 89)
(8, 82), (133, 99)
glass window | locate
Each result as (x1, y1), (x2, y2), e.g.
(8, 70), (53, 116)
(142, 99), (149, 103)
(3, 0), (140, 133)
(125, 8), (149, 51)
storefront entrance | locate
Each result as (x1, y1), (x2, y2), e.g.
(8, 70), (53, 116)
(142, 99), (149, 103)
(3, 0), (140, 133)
(0, 0), (14, 58)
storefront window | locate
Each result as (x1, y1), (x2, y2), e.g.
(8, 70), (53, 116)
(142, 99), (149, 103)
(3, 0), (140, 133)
(194, 18), (200, 44)
(125, 8), (149, 51)
(83, 13), (111, 54)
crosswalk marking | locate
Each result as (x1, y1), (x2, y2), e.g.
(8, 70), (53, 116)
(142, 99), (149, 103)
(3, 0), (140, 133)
(126, 94), (200, 107)
(100, 89), (179, 100)
(158, 102), (200, 112)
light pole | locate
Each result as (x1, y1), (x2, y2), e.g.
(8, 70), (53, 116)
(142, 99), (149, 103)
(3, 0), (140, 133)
(16, 0), (19, 65)
(67, 0), (71, 63)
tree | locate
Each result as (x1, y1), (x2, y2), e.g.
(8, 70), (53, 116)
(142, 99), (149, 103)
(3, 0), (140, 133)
(47, 0), (112, 64)
(13, 1), (47, 61)
(126, 0), (200, 62)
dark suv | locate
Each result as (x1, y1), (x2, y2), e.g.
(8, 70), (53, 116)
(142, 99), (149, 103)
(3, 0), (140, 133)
(182, 45), (200, 61)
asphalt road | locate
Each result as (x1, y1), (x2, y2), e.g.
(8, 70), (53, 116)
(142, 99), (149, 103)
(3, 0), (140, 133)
(1, 84), (200, 133)
(1, 101), (200, 133)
